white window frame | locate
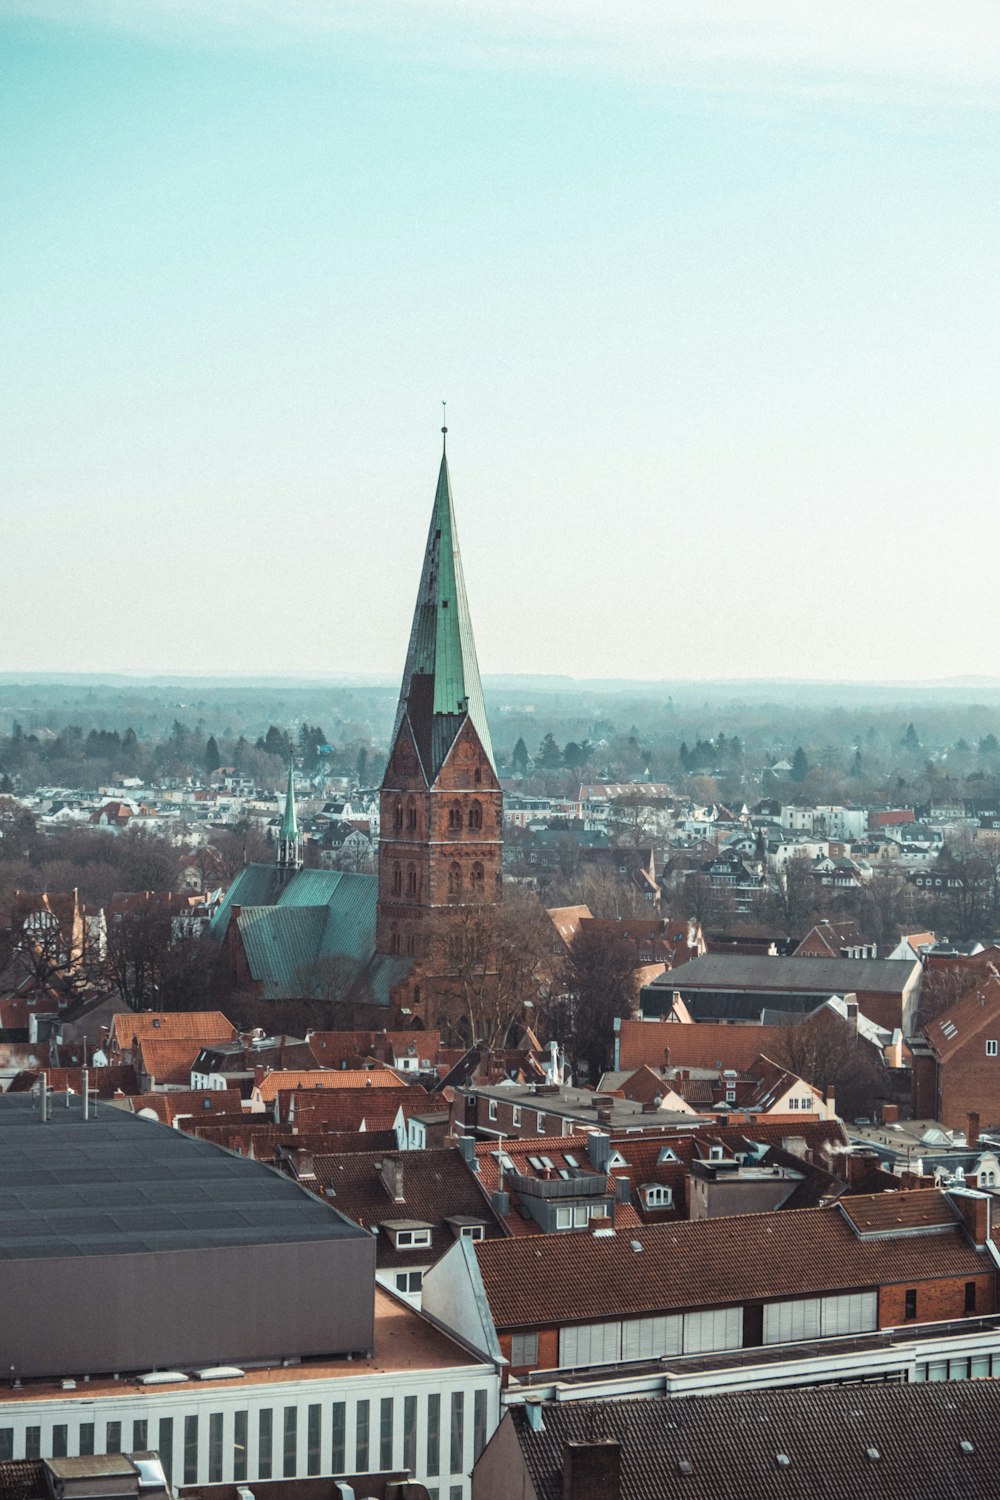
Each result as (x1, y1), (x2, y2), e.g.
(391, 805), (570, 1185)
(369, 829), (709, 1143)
(488, 1100), (498, 1121)
(460, 1224), (485, 1241)
(644, 1185), (673, 1208)
(394, 1269), (423, 1294)
(536, 1112), (546, 1134)
(396, 1228), (432, 1249)
(512, 1105), (521, 1126)
(987, 1040), (998, 1057)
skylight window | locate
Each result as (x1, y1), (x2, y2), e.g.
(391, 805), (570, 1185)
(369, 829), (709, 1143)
(564, 1155), (579, 1168)
(941, 1021), (958, 1038)
(528, 1156), (545, 1171)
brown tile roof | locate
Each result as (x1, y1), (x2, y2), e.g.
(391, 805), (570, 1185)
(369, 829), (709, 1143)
(285, 1089), (425, 1134)
(254, 1067), (402, 1102)
(135, 1037), (207, 1085)
(111, 1010), (237, 1048)
(924, 971), (1000, 1064)
(124, 1087), (245, 1124)
(474, 1190), (985, 1329)
(303, 1147), (505, 1264)
(40, 1065), (138, 1098)
(474, 1134), (603, 1237)
(619, 1019), (790, 1073)
(838, 1188), (961, 1235)
(509, 1382), (1000, 1500)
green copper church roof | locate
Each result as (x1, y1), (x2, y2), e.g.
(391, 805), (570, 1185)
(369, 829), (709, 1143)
(280, 759), (298, 841)
(392, 447), (494, 777)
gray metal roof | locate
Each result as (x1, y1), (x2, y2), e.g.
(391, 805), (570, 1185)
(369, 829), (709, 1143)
(648, 953), (917, 995)
(0, 1094), (367, 1261)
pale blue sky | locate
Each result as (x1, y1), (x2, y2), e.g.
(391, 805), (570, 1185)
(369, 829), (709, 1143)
(2, 2), (998, 683)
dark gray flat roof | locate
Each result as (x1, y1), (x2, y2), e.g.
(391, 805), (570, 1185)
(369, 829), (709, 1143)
(645, 953), (917, 995)
(0, 1093), (368, 1261)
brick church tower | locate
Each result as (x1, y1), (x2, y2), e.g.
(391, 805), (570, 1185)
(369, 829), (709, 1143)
(376, 436), (502, 958)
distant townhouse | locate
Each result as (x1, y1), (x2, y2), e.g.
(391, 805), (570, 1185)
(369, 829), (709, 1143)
(911, 973), (1000, 1132)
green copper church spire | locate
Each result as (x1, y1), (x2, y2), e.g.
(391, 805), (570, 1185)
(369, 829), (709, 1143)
(276, 757), (301, 879)
(280, 757), (298, 841)
(391, 430), (495, 776)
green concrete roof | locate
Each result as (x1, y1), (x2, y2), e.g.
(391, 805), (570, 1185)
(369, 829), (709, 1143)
(391, 449), (494, 779)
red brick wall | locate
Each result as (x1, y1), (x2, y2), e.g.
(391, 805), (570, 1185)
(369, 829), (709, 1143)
(911, 1053), (939, 1120)
(938, 1031), (1000, 1133)
(878, 1273), (994, 1329)
(377, 716), (502, 957)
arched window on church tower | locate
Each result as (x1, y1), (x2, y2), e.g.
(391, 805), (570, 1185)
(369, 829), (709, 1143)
(407, 797), (417, 831)
(406, 933), (416, 956)
(448, 862), (462, 897)
(474, 767), (482, 784)
(406, 864), (418, 896)
(467, 800), (483, 831)
(391, 863), (402, 895)
(470, 861), (485, 896)
(390, 928), (401, 955)
(448, 803), (463, 831)
(393, 799), (403, 831)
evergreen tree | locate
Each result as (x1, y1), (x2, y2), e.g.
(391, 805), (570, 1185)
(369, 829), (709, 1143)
(563, 741), (584, 770)
(205, 736), (221, 774)
(538, 733), (563, 770)
(790, 746), (809, 783)
(356, 745), (368, 783)
(903, 723), (920, 750)
(511, 737), (529, 774)
(979, 734), (999, 756)
(849, 749), (863, 778)
(679, 741), (690, 772)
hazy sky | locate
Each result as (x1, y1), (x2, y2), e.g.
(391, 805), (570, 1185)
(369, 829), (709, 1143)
(3, 2), (999, 683)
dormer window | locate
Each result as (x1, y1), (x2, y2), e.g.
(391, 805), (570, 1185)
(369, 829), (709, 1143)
(644, 1185), (673, 1208)
(394, 1228), (432, 1250)
(460, 1224), (485, 1241)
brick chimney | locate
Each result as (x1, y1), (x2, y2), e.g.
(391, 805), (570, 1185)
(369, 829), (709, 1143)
(951, 1189), (989, 1248)
(882, 1103), (899, 1124)
(562, 1440), (621, 1500)
(968, 1111), (981, 1148)
(379, 1155), (405, 1204)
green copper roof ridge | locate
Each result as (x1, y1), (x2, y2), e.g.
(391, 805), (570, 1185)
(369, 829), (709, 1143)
(280, 758), (298, 840)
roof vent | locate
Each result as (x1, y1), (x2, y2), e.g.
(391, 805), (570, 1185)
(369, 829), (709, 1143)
(775, 1454), (791, 1469)
(866, 1448), (880, 1461)
(677, 1459), (693, 1476)
(960, 1440), (974, 1455)
(630, 1239), (644, 1253)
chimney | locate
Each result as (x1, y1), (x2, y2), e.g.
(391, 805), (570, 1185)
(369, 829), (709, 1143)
(950, 1189), (990, 1249)
(586, 1132), (610, 1171)
(379, 1155), (405, 1204)
(562, 1440), (621, 1500)
(882, 1104), (899, 1125)
(457, 1135), (478, 1170)
(968, 1111), (981, 1148)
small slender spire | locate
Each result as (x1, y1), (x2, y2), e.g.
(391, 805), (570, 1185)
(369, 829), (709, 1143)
(441, 399), (447, 454)
(280, 757), (298, 841)
(276, 756), (301, 878)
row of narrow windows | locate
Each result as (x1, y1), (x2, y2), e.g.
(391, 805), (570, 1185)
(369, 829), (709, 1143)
(392, 799), (484, 832)
(390, 862), (486, 898)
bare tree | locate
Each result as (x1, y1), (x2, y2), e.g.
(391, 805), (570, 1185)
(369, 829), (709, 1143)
(553, 923), (638, 1083)
(428, 885), (553, 1054)
(101, 906), (172, 1011)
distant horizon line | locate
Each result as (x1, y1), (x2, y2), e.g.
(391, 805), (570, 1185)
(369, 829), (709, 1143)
(2, 670), (1000, 692)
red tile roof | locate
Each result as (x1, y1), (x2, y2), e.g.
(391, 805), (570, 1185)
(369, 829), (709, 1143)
(474, 1190), (983, 1329)
(924, 972), (1000, 1064)
(254, 1067), (402, 1102)
(619, 1020), (791, 1073)
(110, 1010), (237, 1049)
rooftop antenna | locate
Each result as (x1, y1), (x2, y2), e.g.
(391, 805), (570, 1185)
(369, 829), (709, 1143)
(441, 399), (447, 454)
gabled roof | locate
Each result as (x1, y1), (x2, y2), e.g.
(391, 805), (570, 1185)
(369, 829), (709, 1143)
(924, 971), (1000, 1065)
(253, 1068), (402, 1102)
(390, 448), (494, 779)
(302, 1147), (505, 1265)
(110, 1011), (237, 1049)
(474, 1189), (984, 1329)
